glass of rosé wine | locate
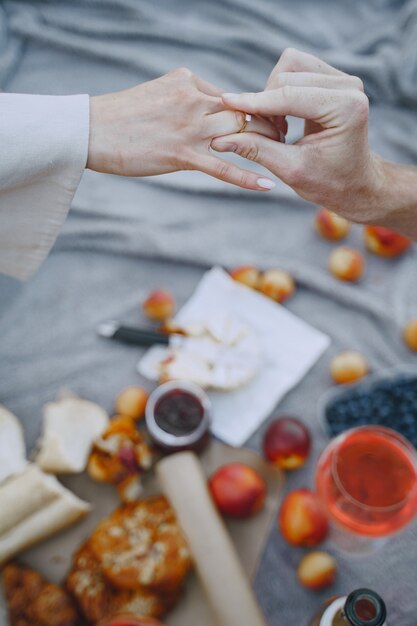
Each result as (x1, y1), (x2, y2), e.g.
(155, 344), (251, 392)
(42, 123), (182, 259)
(315, 425), (417, 553)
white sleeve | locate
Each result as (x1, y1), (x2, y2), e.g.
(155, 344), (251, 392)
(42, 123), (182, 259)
(0, 93), (89, 280)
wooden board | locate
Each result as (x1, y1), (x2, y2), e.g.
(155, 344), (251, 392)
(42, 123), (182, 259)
(0, 441), (284, 625)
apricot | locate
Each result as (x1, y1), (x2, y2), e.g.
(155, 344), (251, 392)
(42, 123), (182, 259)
(230, 265), (260, 290)
(297, 551), (337, 590)
(364, 226), (412, 258)
(330, 351), (369, 384)
(258, 269), (295, 303)
(279, 488), (329, 547)
(209, 463), (266, 518)
(115, 386), (149, 420)
(263, 417), (311, 470)
(328, 246), (365, 282)
(143, 289), (175, 321)
(315, 208), (351, 241)
(404, 319), (417, 352)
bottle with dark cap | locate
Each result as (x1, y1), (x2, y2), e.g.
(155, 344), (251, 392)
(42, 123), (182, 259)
(309, 588), (387, 626)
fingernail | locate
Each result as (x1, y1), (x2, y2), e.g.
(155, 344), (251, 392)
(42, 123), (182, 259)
(222, 92), (240, 101)
(257, 178), (276, 190)
(279, 130), (286, 144)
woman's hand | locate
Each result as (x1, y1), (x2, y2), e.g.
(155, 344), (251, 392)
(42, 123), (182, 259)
(211, 49), (385, 223)
(87, 67), (277, 191)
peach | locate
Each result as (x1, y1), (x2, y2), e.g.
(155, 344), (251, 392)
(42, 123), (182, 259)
(364, 226), (412, 258)
(115, 386), (149, 420)
(258, 269), (295, 303)
(404, 319), (417, 352)
(330, 351), (369, 384)
(143, 289), (175, 321)
(230, 265), (260, 289)
(297, 551), (337, 590)
(279, 488), (329, 547)
(328, 246), (365, 282)
(263, 417), (311, 470)
(315, 208), (351, 241)
(209, 463), (266, 518)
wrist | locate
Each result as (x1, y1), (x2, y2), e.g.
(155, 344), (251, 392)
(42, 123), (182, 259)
(87, 94), (114, 174)
(366, 156), (417, 240)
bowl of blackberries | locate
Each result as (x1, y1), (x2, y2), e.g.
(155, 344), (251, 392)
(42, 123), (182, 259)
(319, 366), (417, 448)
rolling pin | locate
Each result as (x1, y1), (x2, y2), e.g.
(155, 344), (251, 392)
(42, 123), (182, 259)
(156, 452), (268, 626)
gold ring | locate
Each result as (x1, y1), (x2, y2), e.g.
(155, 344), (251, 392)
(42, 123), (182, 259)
(238, 113), (252, 133)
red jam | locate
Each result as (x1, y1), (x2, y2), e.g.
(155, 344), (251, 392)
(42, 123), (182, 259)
(154, 390), (204, 436)
(146, 382), (212, 452)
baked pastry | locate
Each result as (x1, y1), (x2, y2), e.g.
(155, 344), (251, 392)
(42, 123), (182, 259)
(3, 562), (82, 626)
(87, 417), (153, 502)
(66, 541), (177, 623)
(90, 496), (191, 594)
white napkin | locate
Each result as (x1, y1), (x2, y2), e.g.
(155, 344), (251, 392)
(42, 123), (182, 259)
(138, 267), (330, 447)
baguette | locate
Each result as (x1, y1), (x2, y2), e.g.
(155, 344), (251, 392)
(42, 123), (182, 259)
(157, 452), (267, 626)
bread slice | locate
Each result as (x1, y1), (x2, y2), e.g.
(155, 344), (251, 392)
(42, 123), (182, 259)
(0, 464), (91, 565)
(35, 396), (108, 474)
(0, 405), (27, 484)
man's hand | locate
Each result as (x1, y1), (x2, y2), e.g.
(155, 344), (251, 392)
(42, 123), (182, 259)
(87, 68), (277, 191)
(212, 48), (385, 224)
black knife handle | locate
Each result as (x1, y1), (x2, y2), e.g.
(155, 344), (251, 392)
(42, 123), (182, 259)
(113, 326), (170, 346)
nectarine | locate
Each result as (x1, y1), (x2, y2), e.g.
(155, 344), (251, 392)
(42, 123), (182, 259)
(364, 226), (412, 258)
(328, 247), (365, 282)
(263, 417), (311, 470)
(315, 208), (351, 241)
(279, 488), (329, 547)
(209, 463), (266, 518)
(143, 289), (175, 321)
(258, 269), (295, 303)
(297, 551), (337, 590)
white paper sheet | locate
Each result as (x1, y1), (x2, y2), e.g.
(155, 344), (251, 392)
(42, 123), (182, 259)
(138, 267), (330, 446)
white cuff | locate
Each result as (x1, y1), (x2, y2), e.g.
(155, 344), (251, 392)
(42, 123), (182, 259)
(0, 93), (90, 280)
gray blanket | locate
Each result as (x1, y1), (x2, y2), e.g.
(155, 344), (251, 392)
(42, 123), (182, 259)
(1, 0), (417, 623)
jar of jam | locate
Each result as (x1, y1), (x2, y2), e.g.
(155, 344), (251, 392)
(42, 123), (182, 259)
(145, 381), (212, 452)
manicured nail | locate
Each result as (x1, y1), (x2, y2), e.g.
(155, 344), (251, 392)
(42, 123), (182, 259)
(279, 130), (286, 143)
(222, 92), (240, 101)
(257, 178), (276, 190)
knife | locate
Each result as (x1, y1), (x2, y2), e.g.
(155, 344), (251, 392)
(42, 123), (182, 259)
(97, 320), (172, 347)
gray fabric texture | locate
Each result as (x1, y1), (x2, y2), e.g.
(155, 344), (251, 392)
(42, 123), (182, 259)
(1, 0), (417, 623)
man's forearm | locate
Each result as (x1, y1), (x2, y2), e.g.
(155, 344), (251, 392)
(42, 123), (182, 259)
(371, 157), (417, 241)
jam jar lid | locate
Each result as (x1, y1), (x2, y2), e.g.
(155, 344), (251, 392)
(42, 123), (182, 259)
(145, 380), (212, 449)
